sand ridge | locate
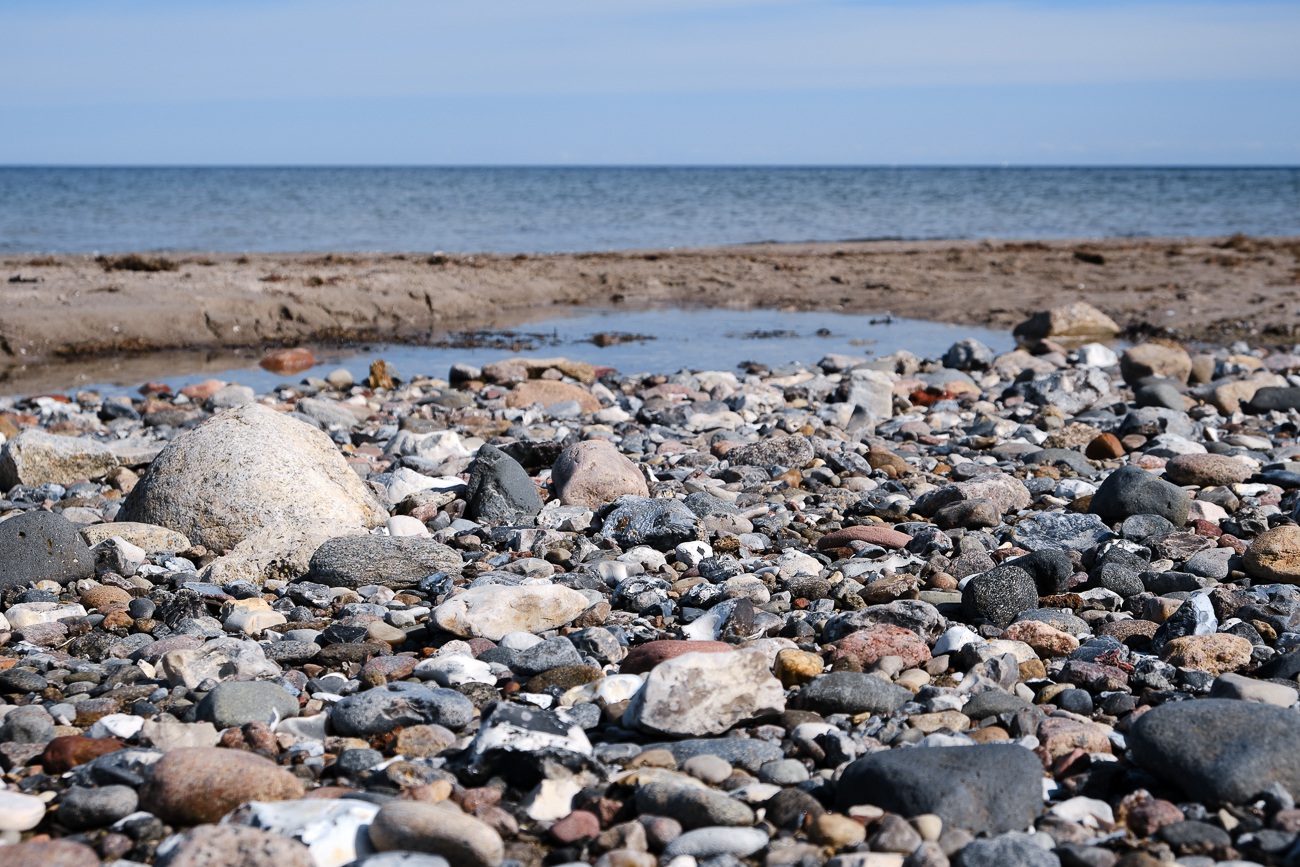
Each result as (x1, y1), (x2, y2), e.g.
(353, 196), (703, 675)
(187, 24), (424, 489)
(3, 236), (1299, 366)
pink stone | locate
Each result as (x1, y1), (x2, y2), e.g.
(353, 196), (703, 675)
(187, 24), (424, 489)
(620, 640), (733, 675)
(817, 525), (912, 551)
(831, 625), (930, 669)
(550, 809), (602, 843)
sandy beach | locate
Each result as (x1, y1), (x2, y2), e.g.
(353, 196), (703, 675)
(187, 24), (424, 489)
(4, 236), (1299, 374)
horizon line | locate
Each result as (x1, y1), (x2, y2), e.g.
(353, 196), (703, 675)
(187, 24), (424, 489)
(3, 163), (1299, 170)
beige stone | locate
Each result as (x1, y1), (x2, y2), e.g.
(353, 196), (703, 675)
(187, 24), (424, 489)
(1161, 634), (1253, 675)
(1244, 524), (1300, 583)
(552, 439), (648, 507)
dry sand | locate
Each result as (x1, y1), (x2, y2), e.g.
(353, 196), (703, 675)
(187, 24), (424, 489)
(3, 236), (1299, 385)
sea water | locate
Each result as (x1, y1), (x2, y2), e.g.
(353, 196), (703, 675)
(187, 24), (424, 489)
(2, 166), (1298, 255)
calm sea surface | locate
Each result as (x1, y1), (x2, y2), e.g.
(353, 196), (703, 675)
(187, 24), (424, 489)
(1, 166), (1298, 254)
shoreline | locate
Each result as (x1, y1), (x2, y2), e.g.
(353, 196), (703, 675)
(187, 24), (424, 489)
(3, 236), (1299, 376)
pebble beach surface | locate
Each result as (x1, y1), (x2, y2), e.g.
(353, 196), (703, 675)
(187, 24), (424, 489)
(6, 303), (1300, 867)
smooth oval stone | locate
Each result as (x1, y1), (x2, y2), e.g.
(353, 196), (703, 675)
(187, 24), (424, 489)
(1129, 698), (1300, 804)
(836, 744), (1044, 835)
(367, 801), (504, 867)
(662, 827), (770, 859)
(142, 747), (305, 825)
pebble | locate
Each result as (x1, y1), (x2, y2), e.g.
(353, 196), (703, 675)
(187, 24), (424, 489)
(1130, 699), (1300, 803)
(6, 329), (1300, 867)
(0, 790), (47, 831)
(119, 402), (387, 555)
(156, 823), (315, 867)
(552, 439), (648, 507)
(142, 747), (306, 824)
(432, 584), (591, 640)
(57, 784), (138, 830)
(0, 510), (94, 590)
(196, 680), (299, 729)
(367, 801), (505, 867)
(0, 840), (100, 867)
(837, 745), (1044, 835)
(331, 684), (474, 736)
(625, 648), (784, 736)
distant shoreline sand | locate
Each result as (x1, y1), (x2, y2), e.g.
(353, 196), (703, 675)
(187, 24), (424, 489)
(3, 236), (1298, 373)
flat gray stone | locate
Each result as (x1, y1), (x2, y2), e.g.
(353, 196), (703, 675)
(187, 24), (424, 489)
(308, 535), (462, 588)
(1129, 698), (1300, 803)
(837, 744), (1044, 835)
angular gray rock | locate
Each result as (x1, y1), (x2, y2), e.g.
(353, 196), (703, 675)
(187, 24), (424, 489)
(464, 444), (543, 523)
(1089, 465), (1190, 527)
(726, 435), (814, 469)
(1010, 511), (1112, 553)
(1129, 698), (1300, 803)
(331, 684), (475, 736)
(120, 403), (387, 553)
(0, 429), (117, 489)
(795, 671), (912, 716)
(625, 649), (785, 736)
(307, 534), (463, 588)
(958, 834), (1061, 867)
(158, 637), (282, 689)
(155, 823), (315, 867)
(599, 495), (703, 551)
(1017, 368), (1114, 416)
(0, 510), (95, 591)
(837, 744), (1044, 835)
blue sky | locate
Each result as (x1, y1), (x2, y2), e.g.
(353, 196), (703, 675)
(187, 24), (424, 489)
(2, 0), (1298, 165)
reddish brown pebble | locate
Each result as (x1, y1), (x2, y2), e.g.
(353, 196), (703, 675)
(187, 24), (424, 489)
(1191, 519), (1222, 538)
(1118, 789), (1184, 837)
(1085, 433), (1125, 460)
(260, 347), (317, 374)
(179, 379), (227, 402)
(817, 525), (912, 551)
(361, 655), (418, 683)
(1219, 534), (1247, 555)
(42, 736), (125, 774)
(141, 747), (305, 825)
(620, 639), (733, 675)
(550, 810), (602, 844)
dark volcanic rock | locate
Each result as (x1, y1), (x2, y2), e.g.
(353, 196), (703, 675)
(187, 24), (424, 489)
(795, 672), (912, 716)
(0, 511), (94, 591)
(962, 564), (1040, 627)
(1129, 699), (1300, 803)
(464, 443), (543, 523)
(598, 496), (703, 551)
(837, 744), (1044, 835)
(1089, 465), (1190, 527)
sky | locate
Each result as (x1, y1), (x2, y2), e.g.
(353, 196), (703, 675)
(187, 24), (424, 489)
(2, 0), (1298, 165)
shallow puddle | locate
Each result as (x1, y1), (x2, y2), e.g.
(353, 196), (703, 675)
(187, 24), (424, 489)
(2, 306), (1017, 398)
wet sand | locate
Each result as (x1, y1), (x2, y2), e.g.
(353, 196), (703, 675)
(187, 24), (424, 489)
(3, 236), (1299, 371)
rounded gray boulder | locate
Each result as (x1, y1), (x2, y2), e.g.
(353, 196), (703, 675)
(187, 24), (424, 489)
(1129, 698), (1300, 804)
(836, 744), (1044, 835)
